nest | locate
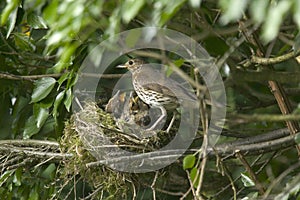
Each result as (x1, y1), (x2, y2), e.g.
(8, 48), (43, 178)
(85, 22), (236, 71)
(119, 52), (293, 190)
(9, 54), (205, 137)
(59, 91), (179, 197)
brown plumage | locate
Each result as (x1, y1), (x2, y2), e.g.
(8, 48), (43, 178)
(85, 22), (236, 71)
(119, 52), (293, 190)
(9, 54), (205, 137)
(117, 58), (197, 131)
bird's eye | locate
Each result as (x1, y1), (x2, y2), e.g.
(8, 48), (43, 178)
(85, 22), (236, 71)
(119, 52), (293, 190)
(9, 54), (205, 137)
(128, 60), (134, 65)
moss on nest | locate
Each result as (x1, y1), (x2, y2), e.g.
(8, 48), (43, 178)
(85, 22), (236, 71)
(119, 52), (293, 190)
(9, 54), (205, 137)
(60, 110), (132, 199)
(59, 101), (176, 198)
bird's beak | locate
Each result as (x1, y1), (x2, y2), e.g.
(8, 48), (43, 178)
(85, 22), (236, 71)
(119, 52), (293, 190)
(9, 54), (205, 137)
(116, 64), (127, 69)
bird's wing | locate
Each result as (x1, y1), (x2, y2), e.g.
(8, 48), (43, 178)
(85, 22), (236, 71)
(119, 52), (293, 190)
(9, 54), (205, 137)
(142, 83), (177, 99)
(138, 66), (197, 102)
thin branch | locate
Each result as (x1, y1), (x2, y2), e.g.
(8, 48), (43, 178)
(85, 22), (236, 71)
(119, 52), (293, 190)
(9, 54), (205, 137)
(0, 72), (124, 81)
(229, 113), (300, 123)
(0, 146), (72, 159)
(0, 73), (62, 81)
(0, 139), (59, 147)
(243, 51), (299, 67)
(184, 170), (197, 199)
(236, 152), (265, 194)
(151, 171), (159, 200)
(210, 133), (297, 157)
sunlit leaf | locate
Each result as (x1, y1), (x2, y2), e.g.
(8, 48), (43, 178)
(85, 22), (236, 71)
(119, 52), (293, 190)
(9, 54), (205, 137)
(262, 0), (292, 43)
(27, 12), (48, 29)
(157, 0), (186, 26)
(64, 88), (73, 112)
(53, 91), (65, 119)
(0, 170), (15, 187)
(189, 0), (202, 8)
(1, 0), (20, 26)
(43, 0), (58, 25)
(190, 167), (199, 188)
(23, 115), (39, 139)
(13, 168), (22, 187)
(31, 77), (56, 103)
(6, 7), (18, 38)
(35, 106), (49, 128)
(241, 173), (255, 187)
(219, 0), (249, 25)
(249, 0), (269, 24)
(183, 154), (196, 169)
(57, 73), (69, 89)
(122, 0), (145, 23)
(294, 0), (300, 30)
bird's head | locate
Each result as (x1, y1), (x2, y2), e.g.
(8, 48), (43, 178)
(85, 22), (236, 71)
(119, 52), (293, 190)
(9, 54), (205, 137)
(117, 59), (145, 73)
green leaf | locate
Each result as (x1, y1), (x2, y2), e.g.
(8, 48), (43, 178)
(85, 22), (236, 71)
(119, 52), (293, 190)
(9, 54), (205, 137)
(23, 115), (39, 139)
(183, 154), (196, 170)
(121, 0), (145, 23)
(14, 33), (36, 51)
(1, 0), (20, 26)
(27, 12), (48, 29)
(28, 186), (39, 200)
(57, 73), (69, 89)
(0, 170), (15, 187)
(41, 164), (56, 180)
(158, 0), (186, 26)
(35, 106), (49, 128)
(13, 168), (22, 187)
(64, 88), (73, 112)
(241, 173), (255, 187)
(190, 167), (199, 188)
(249, 0), (269, 24)
(189, 0), (202, 8)
(219, 0), (248, 25)
(295, 133), (300, 144)
(43, 0), (58, 25)
(262, 0), (292, 43)
(31, 77), (56, 103)
(294, 0), (300, 30)
(53, 91), (65, 119)
(6, 6), (18, 38)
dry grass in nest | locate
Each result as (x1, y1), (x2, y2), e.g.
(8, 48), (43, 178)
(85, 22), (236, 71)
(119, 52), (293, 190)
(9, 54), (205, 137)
(59, 101), (175, 198)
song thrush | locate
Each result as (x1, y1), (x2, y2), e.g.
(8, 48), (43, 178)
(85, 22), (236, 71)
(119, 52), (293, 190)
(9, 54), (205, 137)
(117, 58), (197, 132)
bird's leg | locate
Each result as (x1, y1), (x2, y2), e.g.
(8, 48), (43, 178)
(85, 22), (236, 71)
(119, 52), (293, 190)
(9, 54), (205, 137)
(146, 106), (166, 131)
(166, 110), (176, 133)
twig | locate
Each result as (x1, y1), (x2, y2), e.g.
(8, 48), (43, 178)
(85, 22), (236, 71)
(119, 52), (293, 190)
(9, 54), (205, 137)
(0, 139), (59, 147)
(243, 51), (299, 67)
(210, 133), (298, 157)
(0, 146), (72, 159)
(229, 113), (300, 123)
(0, 73), (62, 81)
(196, 99), (209, 198)
(185, 170), (197, 199)
(236, 152), (265, 194)
(222, 165), (237, 200)
(84, 185), (103, 200)
(151, 171), (159, 200)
